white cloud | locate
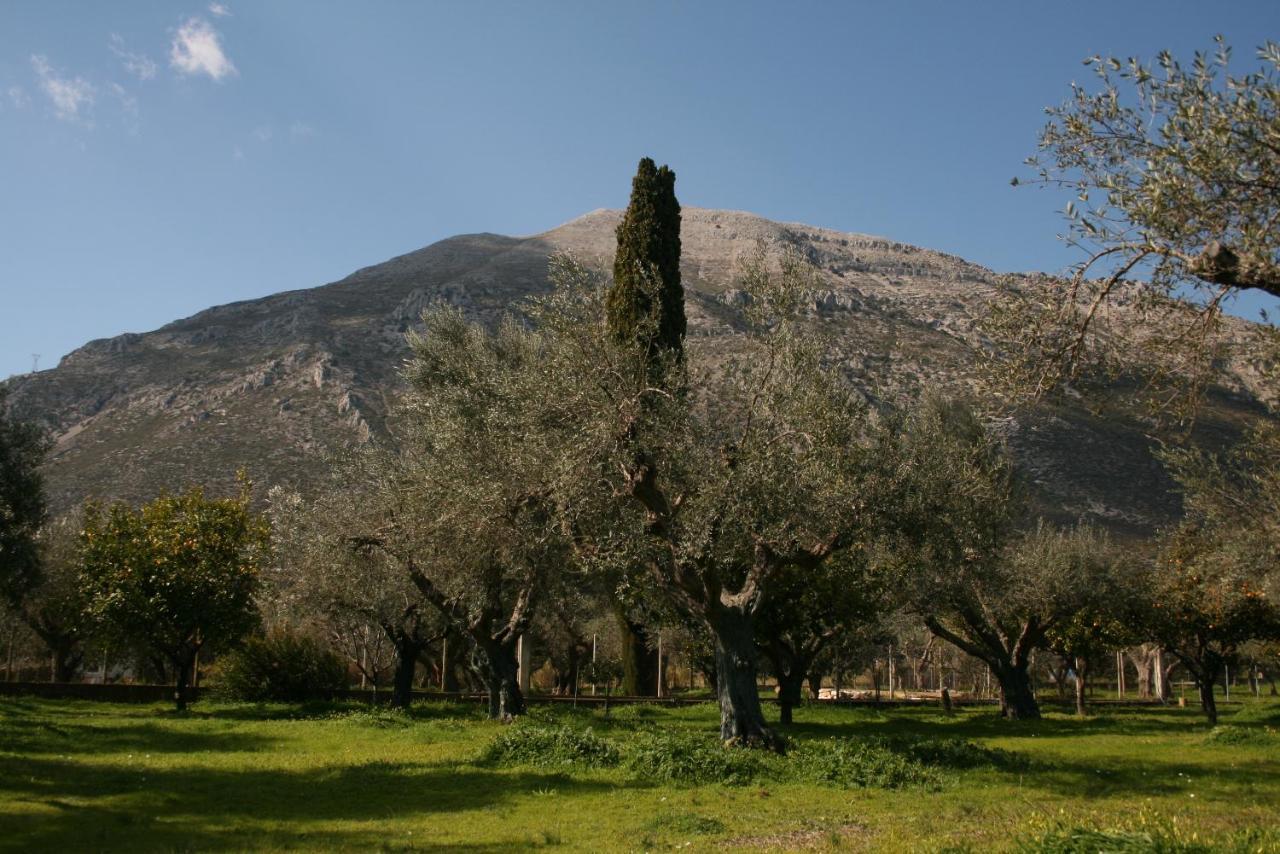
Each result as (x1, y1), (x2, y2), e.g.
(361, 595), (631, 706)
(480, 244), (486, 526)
(289, 121), (315, 139)
(170, 18), (236, 81)
(109, 34), (158, 80)
(252, 125), (273, 142)
(8, 85), (29, 108)
(233, 144), (245, 160)
(208, 3), (231, 17)
(108, 82), (139, 117)
(30, 54), (95, 122)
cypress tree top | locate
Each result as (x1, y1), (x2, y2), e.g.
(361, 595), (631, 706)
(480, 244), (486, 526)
(607, 157), (685, 360)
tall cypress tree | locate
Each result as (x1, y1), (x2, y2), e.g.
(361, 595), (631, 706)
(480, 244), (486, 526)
(607, 157), (685, 361)
(606, 158), (684, 696)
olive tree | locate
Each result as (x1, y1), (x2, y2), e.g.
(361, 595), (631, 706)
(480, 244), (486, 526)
(343, 310), (583, 720)
(889, 399), (1122, 719)
(23, 513), (91, 682)
(524, 248), (878, 748)
(755, 550), (889, 724)
(267, 485), (444, 707)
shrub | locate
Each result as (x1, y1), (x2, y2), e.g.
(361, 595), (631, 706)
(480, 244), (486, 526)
(481, 724), (621, 769)
(623, 730), (774, 785)
(216, 629), (348, 702)
(793, 739), (942, 790)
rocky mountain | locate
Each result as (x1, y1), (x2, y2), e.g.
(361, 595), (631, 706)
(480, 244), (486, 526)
(5, 208), (1267, 534)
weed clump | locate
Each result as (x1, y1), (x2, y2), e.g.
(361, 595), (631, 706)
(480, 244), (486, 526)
(624, 730), (775, 785)
(481, 724), (620, 769)
(793, 738), (942, 790)
(888, 735), (1028, 770)
(1203, 724), (1278, 746)
(645, 812), (726, 835)
(1015, 826), (1206, 852)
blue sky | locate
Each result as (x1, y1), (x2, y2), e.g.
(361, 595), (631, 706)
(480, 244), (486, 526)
(1, 1), (1276, 379)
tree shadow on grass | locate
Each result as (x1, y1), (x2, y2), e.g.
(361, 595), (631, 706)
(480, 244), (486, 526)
(1016, 752), (1280, 800)
(0, 754), (612, 851)
(778, 706), (1207, 743)
(0, 717), (277, 756)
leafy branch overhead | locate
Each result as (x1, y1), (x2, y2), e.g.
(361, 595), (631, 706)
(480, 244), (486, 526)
(994, 38), (1280, 414)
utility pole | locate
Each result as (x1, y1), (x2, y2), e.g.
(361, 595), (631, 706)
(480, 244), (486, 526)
(30, 354), (40, 373)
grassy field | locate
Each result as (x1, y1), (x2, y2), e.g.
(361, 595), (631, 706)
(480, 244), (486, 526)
(1, 694), (1277, 852)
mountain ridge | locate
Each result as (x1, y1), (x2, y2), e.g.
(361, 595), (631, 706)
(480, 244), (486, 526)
(5, 207), (1264, 533)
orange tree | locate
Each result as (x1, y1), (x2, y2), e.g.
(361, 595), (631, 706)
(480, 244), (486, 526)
(81, 485), (268, 710)
(1147, 523), (1280, 725)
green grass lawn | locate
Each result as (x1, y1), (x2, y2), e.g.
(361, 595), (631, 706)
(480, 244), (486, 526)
(1, 694), (1277, 852)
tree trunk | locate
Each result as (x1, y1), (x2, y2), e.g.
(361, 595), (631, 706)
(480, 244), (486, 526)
(173, 650), (197, 711)
(440, 630), (462, 692)
(474, 640), (524, 720)
(806, 671), (822, 700)
(710, 606), (780, 749)
(1198, 678), (1218, 726)
(1073, 656), (1088, 717)
(995, 661), (1040, 720)
(49, 639), (82, 683)
(614, 605), (658, 696)
(776, 668), (805, 725)
(1051, 659), (1069, 700)
(391, 639), (421, 709)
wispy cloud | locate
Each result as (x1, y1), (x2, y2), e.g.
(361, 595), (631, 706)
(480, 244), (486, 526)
(289, 121), (315, 139)
(208, 3), (231, 17)
(252, 125), (273, 142)
(170, 17), (236, 81)
(108, 82), (139, 117)
(109, 34), (158, 80)
(30, 55), (94, 122)
(8, 86), (29, 109)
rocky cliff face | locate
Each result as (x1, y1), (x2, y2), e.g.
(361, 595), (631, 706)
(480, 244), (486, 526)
(5, 208), (1266, 534)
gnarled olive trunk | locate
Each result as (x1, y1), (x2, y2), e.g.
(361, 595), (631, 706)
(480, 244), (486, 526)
(710, 605), (779, 748)
(391, 638), (423, 709)
(473, 640), (524, 720)
(614, 603), (659, 697)
(994, 661), (1040, 720)
(926, 616), (1042, 721)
